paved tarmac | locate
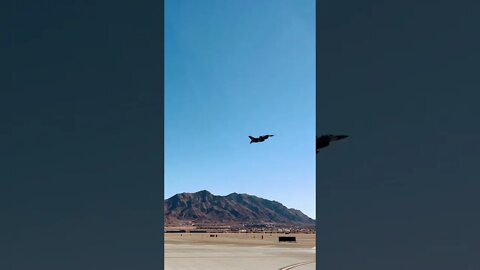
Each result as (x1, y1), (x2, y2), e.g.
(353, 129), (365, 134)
(165, 233), (315, 270)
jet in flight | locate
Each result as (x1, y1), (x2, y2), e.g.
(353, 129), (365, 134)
(317, 134), (349, 153)
(249, 135), (274, 144)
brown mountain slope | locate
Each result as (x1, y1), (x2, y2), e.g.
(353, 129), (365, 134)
(164, 190), (314, 226)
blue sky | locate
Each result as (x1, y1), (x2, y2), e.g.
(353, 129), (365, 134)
(165, 0), (316, 218)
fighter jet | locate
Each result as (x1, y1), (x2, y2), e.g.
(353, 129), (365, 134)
(317, 134), (349, 153)
(249, 135), (274, 144)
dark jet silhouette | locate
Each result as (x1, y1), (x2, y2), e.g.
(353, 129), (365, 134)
(317, 134), (349, 153)
(249, 135), (274, 144)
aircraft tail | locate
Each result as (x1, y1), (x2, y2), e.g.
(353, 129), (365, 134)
(248, 136), (254, 143)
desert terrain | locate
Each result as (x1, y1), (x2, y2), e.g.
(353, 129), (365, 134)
(165, 232), (316, 270)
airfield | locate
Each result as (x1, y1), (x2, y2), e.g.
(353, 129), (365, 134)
(165, 233), (316, 270)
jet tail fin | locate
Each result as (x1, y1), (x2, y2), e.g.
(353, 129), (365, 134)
(248, 136), (254, 144)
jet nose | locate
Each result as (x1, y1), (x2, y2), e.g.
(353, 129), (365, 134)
(337, 135), (349, 140)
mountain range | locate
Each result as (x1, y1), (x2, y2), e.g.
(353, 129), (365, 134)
(164, 190), (315, 226)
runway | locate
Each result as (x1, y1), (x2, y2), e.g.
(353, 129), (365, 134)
(164, 233), (316, 270)
(278, 261), (315, 270)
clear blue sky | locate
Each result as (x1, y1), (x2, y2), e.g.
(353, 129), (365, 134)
(165, 0), (316, 218)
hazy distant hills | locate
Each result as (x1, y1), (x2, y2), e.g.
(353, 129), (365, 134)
(164, 190), (315, 226)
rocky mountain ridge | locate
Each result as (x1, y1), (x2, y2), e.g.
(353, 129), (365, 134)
(164, 190), (314, 226)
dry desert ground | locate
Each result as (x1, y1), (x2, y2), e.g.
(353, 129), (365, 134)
(165, 233), (316, 270)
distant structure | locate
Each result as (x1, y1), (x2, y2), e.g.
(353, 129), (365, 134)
(165, 229), (186, 233)
(316, 134), (349, 153)
(249, 134), (274, 144)
(279, 236), (296, 242)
